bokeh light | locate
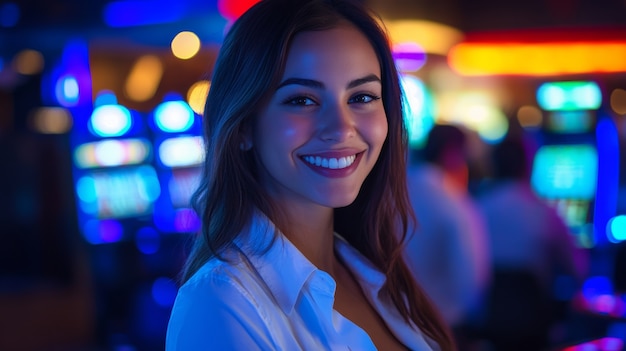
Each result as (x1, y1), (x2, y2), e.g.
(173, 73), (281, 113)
(0, 2), (20, 27)
(89, 104), (132, 137)
(125, 55), (163, 102)
(30, 107), (73, 134)
(171, 31), (201, 60)
(610, 88), (626, 115)
(13, 49), (44, 75)
(55, 75), (80, 107)
(608, 215), (626, 243)
(154, 100), (194, 133)
(158, 136), (204, 168)
(517, 105), (543, 128)
(187, 80), (210, 115)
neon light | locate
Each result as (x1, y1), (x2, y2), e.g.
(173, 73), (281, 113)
(89, 104), (132, 137)
(94, 90), (118, 107)
(83, 219), (123, 244)
(595, 118), (620, 245)
(174, 208), (201, 233)
(158, 136), (204, 167)
(400, 75), (434, 148)
(531, 144), (598, 200)
(218, 0), (260, 20)
(74, 138), (152, 169)
(562, 337), (623, 351)
(384, 20), (464, 56)
(608, 215), (626, 243)
(582, 276), (614, 300)
(449, 41), (626, 76)
(76, 165), (161, 219)
(55, 75), (79, 107)
(154, 100), (194, 133)
(104, 0), (185, 27)
(537, 81), (602, 111)
(393, 42), (426, 72)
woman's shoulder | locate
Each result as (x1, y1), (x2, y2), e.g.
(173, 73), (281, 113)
(182, 248), (255, 292)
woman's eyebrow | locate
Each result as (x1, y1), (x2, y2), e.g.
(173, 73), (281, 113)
(277, 78), (324, 90)
(276, 74), (381, 91)
(346, 74), (381, 89)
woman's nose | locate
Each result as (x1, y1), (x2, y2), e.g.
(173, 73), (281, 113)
(319, 104), (356, 142)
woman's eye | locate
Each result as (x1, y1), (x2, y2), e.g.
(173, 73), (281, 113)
(349, 94), (381, 104)
(284, 96), (316, 106)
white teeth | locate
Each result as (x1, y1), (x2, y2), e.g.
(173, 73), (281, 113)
(303, 155), (356, 169)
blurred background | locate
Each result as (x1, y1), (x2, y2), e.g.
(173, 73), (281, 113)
(2, 0), (626, 350)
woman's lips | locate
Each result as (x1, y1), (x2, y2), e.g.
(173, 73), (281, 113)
(300, 152), (364, 178)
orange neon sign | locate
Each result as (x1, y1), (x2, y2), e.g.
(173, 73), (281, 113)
(447, 28), (626, 76)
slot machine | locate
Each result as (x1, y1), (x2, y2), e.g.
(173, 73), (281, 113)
(72, 91), (161, 244)
(531, 80), (619, 248)
(149, 95), (203, 235)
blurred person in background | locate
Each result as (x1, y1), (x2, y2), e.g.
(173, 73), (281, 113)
(474, 134), (588, 351)
(404, 123), (491, 349)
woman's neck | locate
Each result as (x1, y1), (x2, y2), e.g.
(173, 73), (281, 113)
(277, 204), (338, 274)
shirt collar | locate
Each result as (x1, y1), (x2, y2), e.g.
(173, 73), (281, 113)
(334, 235), (386, 294)
(232, 212), (389, 315)
(234, 211), (319, 315)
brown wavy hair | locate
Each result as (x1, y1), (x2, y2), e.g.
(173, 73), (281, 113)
(182, 0), (455, 349)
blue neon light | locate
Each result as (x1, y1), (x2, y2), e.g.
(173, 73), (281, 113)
(94, 90), (118, 107)
(83, 219), (124, 244)
(104, 0), (186, 27)
(55, 75), (80, 107)
(594, 117), (620, 245)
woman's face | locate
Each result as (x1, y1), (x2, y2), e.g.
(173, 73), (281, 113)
(251, 22), (388, 211)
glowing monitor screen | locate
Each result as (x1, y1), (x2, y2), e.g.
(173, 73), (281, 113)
(76, 165), (161, 219)
(546, 110), (594, 134)
(531, 144), (598, 200)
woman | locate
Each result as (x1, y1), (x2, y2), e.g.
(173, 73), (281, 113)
(166, 0), (454, 350)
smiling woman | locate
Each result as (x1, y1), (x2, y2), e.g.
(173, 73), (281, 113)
(165, 0), (455, 350)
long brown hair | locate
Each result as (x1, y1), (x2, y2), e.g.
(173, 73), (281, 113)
(183, 0), (455, 349)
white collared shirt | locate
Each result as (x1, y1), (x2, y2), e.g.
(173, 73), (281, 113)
(166, 213), (439, 351)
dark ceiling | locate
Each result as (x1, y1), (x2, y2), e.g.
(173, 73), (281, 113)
(2, 0), (626, 58)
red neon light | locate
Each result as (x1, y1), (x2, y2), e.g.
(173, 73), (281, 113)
(217, 0), (260, 20)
